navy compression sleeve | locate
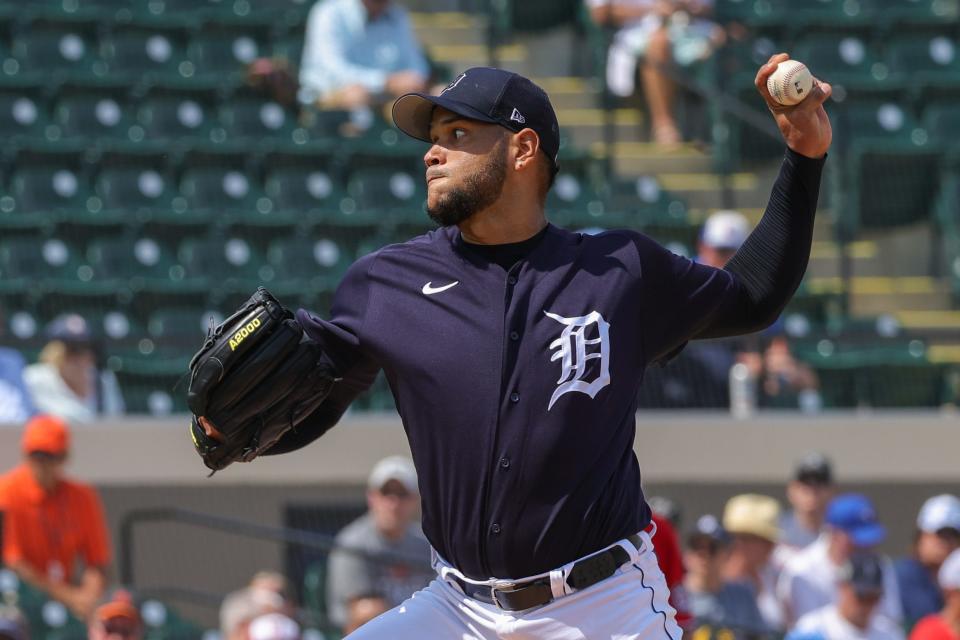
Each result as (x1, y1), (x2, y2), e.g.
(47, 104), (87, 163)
(697, 148), (826, 339)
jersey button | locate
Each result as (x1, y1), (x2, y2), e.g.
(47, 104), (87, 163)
(499, 457), (510, 469)
(509, 392), (519, 403)
(507, 276), (517, 286)
(509, 331), (519, 341)
(491, 523), (501, 534)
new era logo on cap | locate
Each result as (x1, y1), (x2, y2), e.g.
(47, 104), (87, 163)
(391, 67), (560, 167)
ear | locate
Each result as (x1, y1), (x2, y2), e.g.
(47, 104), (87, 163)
(511, 128), (540, 172)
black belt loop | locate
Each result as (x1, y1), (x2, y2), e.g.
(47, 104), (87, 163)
(450, 533), (645, 612)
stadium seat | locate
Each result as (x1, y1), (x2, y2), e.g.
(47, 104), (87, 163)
(8, 154), (89, 213)
(178, 235), (268, 293)
(11, 20), (103, 82)
(922, 100), (960, 144)
(179, 163), (267, 220)
(95, 153), (174, 213)
(135, 87), (219, 144)
(0, 235), (84, 296)
(146, 306), (218, 358)
(872, 0), (960, 27)
(266, 234), (351, 295)
(792, 33), (890, 89)
(714, 0), (785, 24)
(219, 88), (299, 147)
(101, 24), (188, 85)
(184, 25), (267, 88)
(51, 88), (135, 143)
(345, 167), (425, 217)
(264, 164), (342, 215)
(87, 235), (196, 295)
(886, 33), (960, 88)
(0, 83), (49, 146)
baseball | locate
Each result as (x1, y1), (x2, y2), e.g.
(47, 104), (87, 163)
(766, 60), (813, 106)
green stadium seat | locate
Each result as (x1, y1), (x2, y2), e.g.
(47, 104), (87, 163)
(136, 87), (219, 144)
(95, 154), (174, 213)
(11, 20), (103, 82)
(266, 234), (351, 295)
(264, 164), (342, 215)
(0, 84), (48, 145)
(0, 236), (83, 295)
(716, 36), (783, 90)
(792, 33), (890, 89)
(117, 377), (188, 415)
(872, 0), (960, 26)
(345, 167), (424, 217)
(922, 100), (960, 143)
(185, 26), (267, 88)
(87, 235), (196, 295)
(789, 0), (875, 26)
(178, 235), (267, 293)
(101, 24), (188, 85)
(51, 89), (134, 142)
(508, 0), (580, 32)
(714, 0), (786, 24)
(219, 89), (299, 145)
(146, 306), (218, 358)
(179, 164), (266, 217)
(886, 34), (960, 88)
(9, 156), (89, 213)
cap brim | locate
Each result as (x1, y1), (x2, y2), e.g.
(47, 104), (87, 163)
(850, 523), (886, 547)
(392, 93), (500, 143)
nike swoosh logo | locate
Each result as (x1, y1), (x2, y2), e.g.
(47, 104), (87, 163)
(422, 281), (460, 295)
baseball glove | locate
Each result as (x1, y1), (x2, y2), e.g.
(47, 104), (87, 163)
(186, 287), (339, 472)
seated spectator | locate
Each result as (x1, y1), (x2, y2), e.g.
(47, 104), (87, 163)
(778, 494), (902, 627)
(910, 549), (960, 640)
(299, 0), (430, 110)
(778, 453), (836, 563)
(637, 211), (760, 409)
(87, 590), (144, 640)
(23, 314), (124, 424)
(757, 328), (821, 411)
(220, 573), (293, 640)
(344, 593), (390, 635)
(0, 415), (110, 620)
(0, 600), (28, 640)
(722, 493), (784, 632)
(326, 456), (432, 633)
(0, 304), (36, 425)
(789, 553), (904, 640)
(586, 0), (724, 145)
(685, 514), (767, 638)
(897, 495), (960, 629)
(247, 612), (301, 640)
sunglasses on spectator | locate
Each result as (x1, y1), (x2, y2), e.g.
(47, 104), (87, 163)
(379, 485), (413, 499)
(28, 451), (66, 463)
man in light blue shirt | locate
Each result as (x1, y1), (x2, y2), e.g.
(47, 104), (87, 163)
(299, 0), (431, 109)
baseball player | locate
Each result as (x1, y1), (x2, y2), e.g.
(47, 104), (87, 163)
(199, 54), (831, 638)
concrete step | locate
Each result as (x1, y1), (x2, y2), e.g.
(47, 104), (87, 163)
(807, 241), (879, 279)
(896, 310), (960, 331)
(411, 12), (489, 48)
(425, 43), (527, 72)
(558, 109), (646, 147)
(532, 77), (602, 111)
(854, 224), (936, 278)
(806, 276), (953, 313)
(655, 172), (763, 209)
(592, 142), (716, 175)
(927, 344), (960, 364)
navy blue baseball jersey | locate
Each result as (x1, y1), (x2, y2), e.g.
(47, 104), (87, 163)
(284, 148), (825, 580)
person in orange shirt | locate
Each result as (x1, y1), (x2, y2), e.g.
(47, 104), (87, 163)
(0, 414), (110, 620)
(911, 549), (960, 640)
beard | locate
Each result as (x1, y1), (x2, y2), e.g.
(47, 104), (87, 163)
(426, 139), (507, 227)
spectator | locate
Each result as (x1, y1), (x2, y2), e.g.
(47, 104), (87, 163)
(722, 493), (784, 632)
(23, 315), (124, 424)
(87, 590), (144, 640)
(910, 549), (960, 640)
(326, 456), (432, 633)
(0, 601), (28, 640)
(757, 327), (821, 411)
(778, 493), (902, 627)
(299, 0), (430, 110)
(220, 573), (292, 640)
(778, 453), (836, 562)
(637, 211), (761, 409)
(897, 495), (960, 628)
(0, 415), (110, 620)
(0, 304), (36, 425)
(343, 594), (390, 635)
(789, 553), (904, 640)
(685, 514), (767, 638)
(247, 612), (301, 640)
(586, 0), (724, 145)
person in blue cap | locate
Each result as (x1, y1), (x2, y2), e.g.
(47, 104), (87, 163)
(778, 494), (903, 627)
(267, 53), (832, 638)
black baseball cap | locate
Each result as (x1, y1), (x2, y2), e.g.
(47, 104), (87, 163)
(839, 552), (885, 596)
(794, 452), (833, 485)
(392, 67), (560, 170)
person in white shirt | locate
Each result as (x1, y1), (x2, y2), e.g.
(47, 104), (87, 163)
(788, 552), (905, 640)
(778, 493), (902, 627)
(778, 453), (836, 562)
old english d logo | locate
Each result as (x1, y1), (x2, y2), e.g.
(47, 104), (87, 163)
(442, 72), (467, 95)
(544, 310), (611, 410)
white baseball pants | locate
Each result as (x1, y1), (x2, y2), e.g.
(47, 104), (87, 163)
(344, 530), (682, 640)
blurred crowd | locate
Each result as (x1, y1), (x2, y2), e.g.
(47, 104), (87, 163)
(0, 415), (959, 640)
